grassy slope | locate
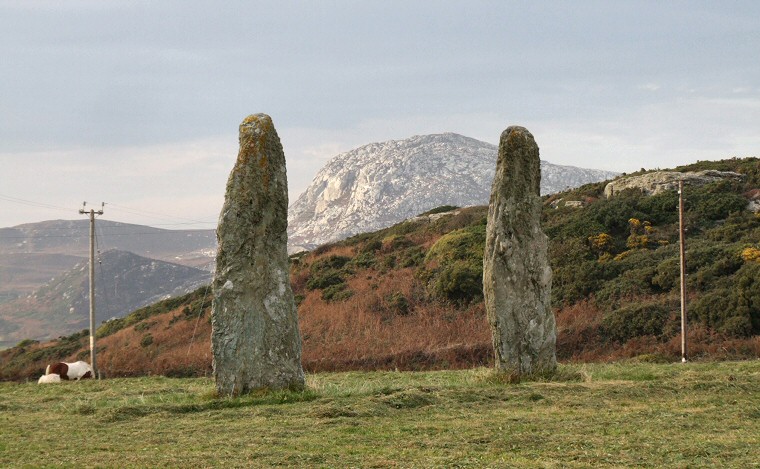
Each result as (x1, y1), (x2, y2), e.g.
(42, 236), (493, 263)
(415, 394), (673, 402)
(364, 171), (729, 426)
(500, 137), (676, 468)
(1, 361), (758, 468)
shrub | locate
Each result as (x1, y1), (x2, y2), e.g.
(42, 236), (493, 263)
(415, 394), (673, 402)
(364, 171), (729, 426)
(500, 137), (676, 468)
(425, 225), (485, 264)
(306, 255), (353, 291)
(687, 181), (748, 222)
(430, 260), (483, 305)
(383, 235), (415, 251)
(418, 205), (459, 216)
(321, 284), (354, 303)
(381, 255), (396, 270)
(350, 252), (376, 269)
(386, 292), (411, 315)
(421, 224), (486, 305)
(652, 257), (680, 292)
(305, 270), (345, 290)
(398, 246), (425, 268)
(588, 233), (613, 256)
(310, 255), (352, 272)
(140, 334), (154, 348)
(602, 296), (677, 343)
(15, 339), (38, 348)
(689, 263), (760, 337)
(134, 322), (154, 332)
(360, 239), (383, 253)
(741, 247), (760, 263)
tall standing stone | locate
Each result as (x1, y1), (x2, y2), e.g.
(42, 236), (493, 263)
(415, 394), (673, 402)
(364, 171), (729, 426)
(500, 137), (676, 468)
(211, 114), (304, 396)
(483, 126), (557, 376)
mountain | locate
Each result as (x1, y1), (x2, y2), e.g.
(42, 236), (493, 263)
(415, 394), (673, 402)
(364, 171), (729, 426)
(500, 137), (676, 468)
(0, 220), (216, 302)
(0, 219), (216, 264)
(0, 249), (211, 348)
(288, 133), (618, 249)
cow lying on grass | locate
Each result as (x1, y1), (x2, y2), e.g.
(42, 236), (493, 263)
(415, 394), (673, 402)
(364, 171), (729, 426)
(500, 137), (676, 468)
(38, 373), (62, 384)
(44, 361), (93, 380)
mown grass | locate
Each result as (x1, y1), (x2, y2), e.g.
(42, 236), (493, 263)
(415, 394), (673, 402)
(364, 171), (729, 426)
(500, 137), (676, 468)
(1, 361), (758, 468)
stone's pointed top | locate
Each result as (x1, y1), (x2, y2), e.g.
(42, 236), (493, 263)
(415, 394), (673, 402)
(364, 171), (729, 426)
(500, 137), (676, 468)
(500, 126), (536, 144)
(239, 114), (275, 141)
(241, 113), (272, 127)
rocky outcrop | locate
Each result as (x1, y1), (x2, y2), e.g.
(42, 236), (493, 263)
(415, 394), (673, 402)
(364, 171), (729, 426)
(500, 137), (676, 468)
(483, 126), (557, 376)
(746, 189), (760, 213)
(288, 133), (618, 250)
(211, 114), (304, 396)
(604, 170), (744, 198)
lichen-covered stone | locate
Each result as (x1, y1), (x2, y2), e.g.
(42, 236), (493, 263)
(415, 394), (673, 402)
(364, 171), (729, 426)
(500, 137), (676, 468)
(483, 126), (557, 376)
(211, 114), (304, 396)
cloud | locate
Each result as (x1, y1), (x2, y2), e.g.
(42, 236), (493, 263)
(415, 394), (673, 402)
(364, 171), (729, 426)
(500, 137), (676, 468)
(638, 83), (661, 92)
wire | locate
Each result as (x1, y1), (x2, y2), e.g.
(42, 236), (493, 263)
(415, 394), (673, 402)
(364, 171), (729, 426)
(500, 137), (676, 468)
(187, 283), (212, 358)
(0, 231), (215, 240)
(0, 194), (217, 227)
(94, 221), (113, 327)
(0, 193), (73, 213)
(106, 202), (216, 226)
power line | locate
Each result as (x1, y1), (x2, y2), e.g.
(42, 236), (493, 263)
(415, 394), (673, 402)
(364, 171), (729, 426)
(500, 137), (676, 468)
(4, 221), (216, 230)
(0, 193), (72, 213)
(1, 193), (217, 227)
(0, 231), (216, 240)
(106, 202), (216, 226)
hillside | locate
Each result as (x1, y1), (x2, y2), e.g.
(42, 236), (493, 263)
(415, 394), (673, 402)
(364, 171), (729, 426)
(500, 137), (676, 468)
(0, 219), (216, 262)
(0, 219), (216, 301)
(1, 157), (758, 380)
(0, 249), (211, 349)
(288, 133), (618, 250)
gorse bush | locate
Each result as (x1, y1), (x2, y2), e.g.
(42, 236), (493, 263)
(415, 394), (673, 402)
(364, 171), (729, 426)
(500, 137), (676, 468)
(602, 296), (679, 343)
(422, 224), (486, 305)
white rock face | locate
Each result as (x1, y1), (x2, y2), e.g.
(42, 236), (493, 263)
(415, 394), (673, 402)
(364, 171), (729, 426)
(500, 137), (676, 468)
(288, 133), (618, 249)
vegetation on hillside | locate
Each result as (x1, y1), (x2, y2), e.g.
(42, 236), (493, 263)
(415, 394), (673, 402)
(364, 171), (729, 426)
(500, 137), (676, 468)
(1, 158), (759, 379)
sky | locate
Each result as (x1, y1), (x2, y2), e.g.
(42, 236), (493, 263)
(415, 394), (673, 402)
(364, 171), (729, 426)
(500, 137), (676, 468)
(1, 0), (759, 230)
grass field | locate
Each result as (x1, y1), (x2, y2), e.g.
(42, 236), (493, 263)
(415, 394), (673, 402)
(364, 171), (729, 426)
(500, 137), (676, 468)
(1, 361), (759, 468)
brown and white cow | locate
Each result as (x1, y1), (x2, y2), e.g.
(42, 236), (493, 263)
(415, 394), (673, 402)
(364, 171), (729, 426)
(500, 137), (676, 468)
(45, 361), (93, 380)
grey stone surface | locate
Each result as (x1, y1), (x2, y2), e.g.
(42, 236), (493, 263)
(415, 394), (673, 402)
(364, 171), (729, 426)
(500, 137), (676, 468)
(211, 114), (304, 396)
(604, 170), (744, 198)
(483, 126), (557, 376)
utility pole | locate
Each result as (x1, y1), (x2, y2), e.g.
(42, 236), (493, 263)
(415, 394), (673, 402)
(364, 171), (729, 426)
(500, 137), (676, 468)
(80, 202), (104, 378)
(678, 181), (687, 363)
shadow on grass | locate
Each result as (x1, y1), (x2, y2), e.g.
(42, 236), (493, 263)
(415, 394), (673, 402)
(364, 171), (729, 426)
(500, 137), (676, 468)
(476, 366), (586, 385)
(98, 388), (320, 422)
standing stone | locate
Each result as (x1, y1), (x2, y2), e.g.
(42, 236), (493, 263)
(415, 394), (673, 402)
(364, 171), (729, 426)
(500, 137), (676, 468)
(211, 114), (304, 396)
(483, 126), (557, 376)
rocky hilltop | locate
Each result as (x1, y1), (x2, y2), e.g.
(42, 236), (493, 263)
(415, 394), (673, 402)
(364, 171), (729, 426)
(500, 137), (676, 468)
(604, 170), (745, 198)
(288, 133), (618, 249)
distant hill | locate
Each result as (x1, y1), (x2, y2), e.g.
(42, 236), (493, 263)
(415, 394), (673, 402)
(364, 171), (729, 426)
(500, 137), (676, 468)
(0, 249), (211, 348)
(288, 133), (618, 250)
(0, 219), (216, 302)
(0, 219), (216, 263)
(2, 157), (757, 379)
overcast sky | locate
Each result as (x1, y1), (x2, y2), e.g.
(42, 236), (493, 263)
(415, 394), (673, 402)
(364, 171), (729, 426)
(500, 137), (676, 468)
(1, 1), (758, 229)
